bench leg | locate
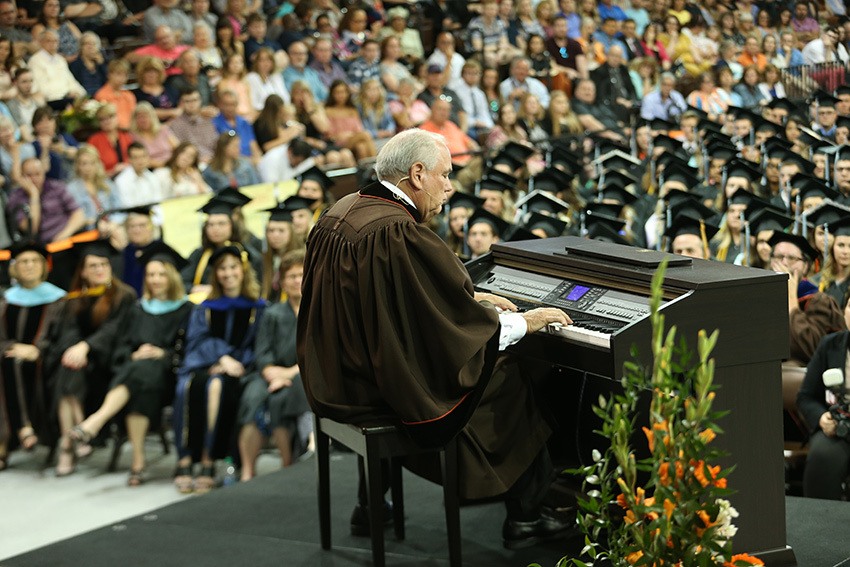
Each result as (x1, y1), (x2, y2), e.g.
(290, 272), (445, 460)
(364, 439), (386, 567)
(441, 439), (462, 567)
(317, 422), (332, 550)
(390, 457), (405, 540)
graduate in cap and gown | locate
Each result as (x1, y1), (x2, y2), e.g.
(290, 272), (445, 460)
(0, 241), (65, 468)
(295, 166), (335, 224)
(467, 208), (510, 260)
(477, 168), (518, 222)
(45, 239), (137, 476)
(445, 192), (485, 260)
(768, 231), (846, 366)
(173, 242), (266, 494)
(70, 242), (192, 485)
(743, 207), (795, 269)
(664, 200), (720, 260)
(813, 215), (850, 308)
(116, 205), (159, 297)
(181, 195), (263, 299)
(260, 202), (306, 303)
(280, 195), (318, 242)
(712, 188), (756, 263)
(238, 249), (312, 480)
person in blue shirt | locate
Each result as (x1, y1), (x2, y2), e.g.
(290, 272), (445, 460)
(282, 41), (328, 103)
(597, 0), (627, 21)
(212, 89), (262, 161)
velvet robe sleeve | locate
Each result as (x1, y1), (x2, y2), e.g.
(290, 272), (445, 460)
(298, 211), (501, 447)
(789, 293), (846, 364)
(179, 305), (262, 373)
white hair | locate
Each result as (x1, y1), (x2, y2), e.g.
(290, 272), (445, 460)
(374, 129), (446, 183)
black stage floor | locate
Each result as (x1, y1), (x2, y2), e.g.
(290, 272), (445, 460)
(6, 453), (850, 567)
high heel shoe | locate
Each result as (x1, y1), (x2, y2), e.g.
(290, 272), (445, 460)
(69, 426), (93, 459)
(55, 444), (76, 477)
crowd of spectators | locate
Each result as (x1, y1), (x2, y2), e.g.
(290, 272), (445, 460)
(1, 0), (850, 500)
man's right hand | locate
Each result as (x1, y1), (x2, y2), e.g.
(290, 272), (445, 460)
(521, 308), (572, 334)
(821, 411), (837, 437)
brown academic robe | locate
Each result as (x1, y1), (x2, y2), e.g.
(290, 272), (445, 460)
(297, 183), (551, 500)
(789, 293), (846, 365)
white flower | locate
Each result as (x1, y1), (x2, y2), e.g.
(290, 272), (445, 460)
(713, 499), (739, 542)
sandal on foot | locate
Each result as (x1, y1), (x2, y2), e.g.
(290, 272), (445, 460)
(69, 426), (93, 459)
(128, 468), (146, 487)
(174, 465), (193, 494)
(55, 446), (76, 477)
(19, 428), (38, 452)
(194, 465), (216, 494)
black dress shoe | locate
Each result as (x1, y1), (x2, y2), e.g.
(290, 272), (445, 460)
(502, 510), (578, 550)
(350, 501), (394, 537)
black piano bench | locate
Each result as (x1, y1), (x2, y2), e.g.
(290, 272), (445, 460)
(315, 417), (462, 567)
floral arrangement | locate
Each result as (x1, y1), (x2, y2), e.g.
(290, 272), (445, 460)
(58, 98), (103, 138)
(563, 261), (764, 567)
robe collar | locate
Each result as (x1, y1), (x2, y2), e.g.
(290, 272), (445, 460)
(5, 282), (66, 307)
(141, 297), (189, 315)
(360, 181), (422, 223)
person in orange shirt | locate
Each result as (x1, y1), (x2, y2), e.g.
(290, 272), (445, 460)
(420, 98), (482, 189)
(94, 60), (137, 130)
(738, 35), (767, 71)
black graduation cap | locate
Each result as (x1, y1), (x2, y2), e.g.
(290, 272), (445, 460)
(598, 184), (638, 206)
(136, 240), (188, 271)
(550, 147), (582, 174)
(664, 216), (720, 243)
(480, 168), (518, 192)
(585, 212), (628, 246)
(706, 143), (738, 161)
(766, 98), (797, 113)
(600, 168), (639, 187)
(297, 166), (333, 190)
(670, 198), (716, 222)
(524, 212), (567, 238)
(662, 188), (701, 210)
(796, 178), (840, 201)
(652, 134), (684, 153)
(505, 225), (541, 242)
(826, 216), (850, 237)
(263, 202), (294, 222)
(811, 90), (839, 109)
(585, 201), (624, 218)
(8, 239), (48, 260)
(697, 118), (724, 135)
(208, 241), (252, 267)
(648, 117), (677, 132)
(199, 196), (241, 215)
(516, 189), (570, 215)
(727, 188), (756, 207)
(834, 85), (850, 98)
(530, 169), (573, 194)
(763, 137), (794, 155)
(836, 116), (850, 131)
(109, 204), (155, 217)
(282, 195), (317, 212)
(655, 152), (691, 171)
(756, 120), (783, 137)
(834, 145), (850, 162)
(778, 151), (815, 174)
(590, 134), (629, 155)
(216, 187), (252, 207)
(805, 203), (850, 227)
(748, 208), (794, 234)
(745, 194), (781, 218)
(448, 192), (485, 211)
(491, 141), (534, 170)
(724, 159), (762, 183)
(728, 106), (764, 125)
(597, 153), (640, 175)
(767, 231), (819, 262)
(74, 239), (119, 261)
(659, 166), (699, 190)
(468, 208), (511, 238)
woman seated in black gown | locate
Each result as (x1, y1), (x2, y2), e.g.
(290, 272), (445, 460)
(0, 242), (66, 470)
(71, 242), (192, 485)
(238, 250), (311, 480)
(47, 241), (136, 476)
(173, 243), (265, 493)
